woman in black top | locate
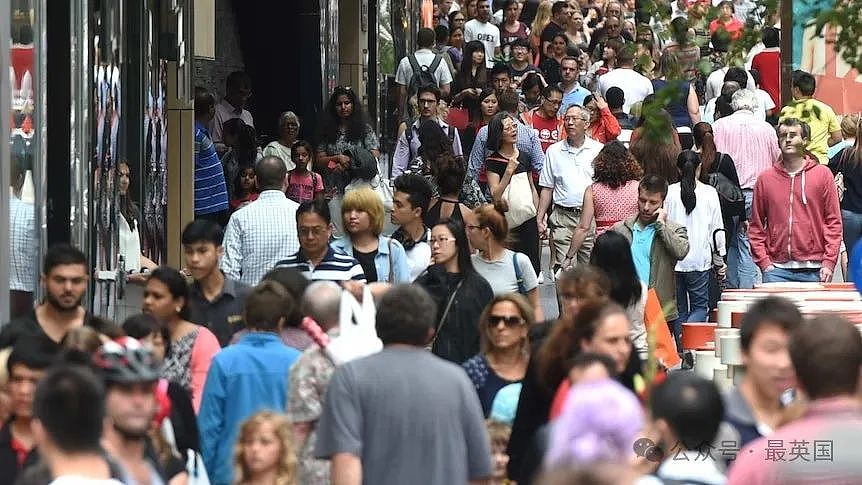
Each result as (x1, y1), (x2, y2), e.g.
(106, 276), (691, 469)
(424, 154), (477, 228)
(484, 113), (541, 276)
(693, 122), (741, 239)
(538, 33), (569, 86)
(828, 114), (862, 263)
(451, 41), (488, 121)
(416, 219), (494, 363)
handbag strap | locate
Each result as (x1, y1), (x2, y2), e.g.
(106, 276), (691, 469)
(513, 252), (527, 294)
(428, 279), (465, 349)
(387, 237), (395, 283)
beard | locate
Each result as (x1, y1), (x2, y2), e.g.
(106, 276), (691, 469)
(45, 291), (82, 312)
(113, 420), (150, 441)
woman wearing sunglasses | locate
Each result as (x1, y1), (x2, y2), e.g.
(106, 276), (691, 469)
(416, 218), (494, 364)
(463, 294), (534, 417)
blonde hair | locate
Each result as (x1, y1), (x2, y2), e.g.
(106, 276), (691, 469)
(479, 294), (534, 354)
(234, 411), (298, 485)
(531, 1), (553, 39)
(487, 419), (512, 449)
(341, 187), (385, 236)
(840, 113), (860, 139)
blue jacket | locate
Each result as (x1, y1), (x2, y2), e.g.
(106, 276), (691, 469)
(331, 235), (411, 283)
(198, 332), (301, 485)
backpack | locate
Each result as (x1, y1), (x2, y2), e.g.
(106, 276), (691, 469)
(405, 122), (457, 161)
(406, 53), (443, 116)
(708, 154), (746, 218)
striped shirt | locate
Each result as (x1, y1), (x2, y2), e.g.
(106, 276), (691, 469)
(194, 121), (229, 215)
(274, 247), (366, 282)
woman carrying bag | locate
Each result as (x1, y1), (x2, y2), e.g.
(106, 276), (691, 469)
(483, 112), (541, 277)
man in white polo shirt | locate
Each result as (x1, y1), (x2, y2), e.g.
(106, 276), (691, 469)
(464, 0), (501, 68)
(537, 105), (603, 270)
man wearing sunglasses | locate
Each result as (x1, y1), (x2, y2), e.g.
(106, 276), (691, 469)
(587, 14), (633, 62)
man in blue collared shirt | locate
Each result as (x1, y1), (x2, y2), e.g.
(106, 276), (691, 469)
(194, 87), (230, 226)
(199, 281), (302, 485)
(468, 89), (545, 181)
(558, 57), (591, 115)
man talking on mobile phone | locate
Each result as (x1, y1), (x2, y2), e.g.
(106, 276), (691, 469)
(612, 175), (690, 348)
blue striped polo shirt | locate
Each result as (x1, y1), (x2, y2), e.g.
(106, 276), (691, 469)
(274, 246), (366, 282)
(194, 121), (229, 215)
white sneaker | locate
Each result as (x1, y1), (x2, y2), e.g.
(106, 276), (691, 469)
(537, 272), (545, 285)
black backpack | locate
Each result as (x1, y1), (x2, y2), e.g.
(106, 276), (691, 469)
(708, 154), (746, 218)
(407, 54), (443, 112)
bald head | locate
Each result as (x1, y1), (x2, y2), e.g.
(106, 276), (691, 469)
(301, 281), (343, 330)
(255, 156), (287, 191)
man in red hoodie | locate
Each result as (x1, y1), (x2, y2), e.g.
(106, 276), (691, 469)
(749, 118), (843, 283)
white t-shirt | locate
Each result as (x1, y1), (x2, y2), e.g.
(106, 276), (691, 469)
(597, 68), (654, 115)
(50, 477), (124, 485)
(464, 19), (501, 68)
(395, 49), (454, 88)
(704, 67), (757, 103)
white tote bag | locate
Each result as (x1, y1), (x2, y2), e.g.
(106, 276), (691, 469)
(502, 171), (537, 228)
(325, 285), (384, 365)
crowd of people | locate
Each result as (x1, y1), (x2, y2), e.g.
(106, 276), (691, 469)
(2, 0), (862, 484)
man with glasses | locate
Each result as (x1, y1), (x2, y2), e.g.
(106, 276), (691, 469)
(392, 85), (463, 178)
(521, 85), (564, 152)
(558, 56), (591, 115)
(274, 199), (366, 283)
(537, 105), (603, 270)
(211, 71), (254, 154)
(541, 1), (572, 62)
(508, 38), (539, 87)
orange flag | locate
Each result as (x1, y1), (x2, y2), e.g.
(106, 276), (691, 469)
(644, 288), (681, 368)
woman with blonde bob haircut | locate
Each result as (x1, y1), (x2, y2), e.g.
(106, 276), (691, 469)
(233, 411), (298, 485)
(332, 187), (411, 283)
(463, 293), (535, 416)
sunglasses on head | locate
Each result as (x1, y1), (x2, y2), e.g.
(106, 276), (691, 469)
(487, 315), (525, 328)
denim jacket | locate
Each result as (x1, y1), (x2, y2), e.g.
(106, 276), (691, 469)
(331, 235), (411, 283)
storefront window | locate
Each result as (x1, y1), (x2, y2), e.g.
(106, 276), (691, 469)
(9, 1), (39, 319)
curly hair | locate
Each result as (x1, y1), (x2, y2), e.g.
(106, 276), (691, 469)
(592, 141), (642, 189)
(234, 411), (298, 485)
(318, 86), (372, 146)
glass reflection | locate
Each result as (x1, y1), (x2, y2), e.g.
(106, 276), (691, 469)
(9, 2), (38, 318)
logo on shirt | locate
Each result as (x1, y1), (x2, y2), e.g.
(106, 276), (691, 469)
(476, 33), (497, 42)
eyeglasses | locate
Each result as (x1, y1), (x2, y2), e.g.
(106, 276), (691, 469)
(465, 224), (483, 231)
(564, 115), (589, 122)
(429, 236), (457, 245)
(487, 315), (526, 328)
(299, 226), (329, 238)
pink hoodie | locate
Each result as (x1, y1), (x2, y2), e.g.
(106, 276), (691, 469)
(749, 155), (842, 272)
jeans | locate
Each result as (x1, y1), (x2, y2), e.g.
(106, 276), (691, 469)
(762, 267), (821, 283)
(843, 209), (862, 280)
(676, 269), (711, 326)
(727, 190), (758, 289)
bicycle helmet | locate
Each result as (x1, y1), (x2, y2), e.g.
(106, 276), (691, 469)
(92, 337), (161, 384)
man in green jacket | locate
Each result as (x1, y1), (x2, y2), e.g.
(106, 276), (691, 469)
(612, 175), (689, 349)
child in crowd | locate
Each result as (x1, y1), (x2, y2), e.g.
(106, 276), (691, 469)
(286, 140), (324, 204)
(233, 411), (298, 485)
(230, 164), (260, 211)
(487, 420), (513, 485)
